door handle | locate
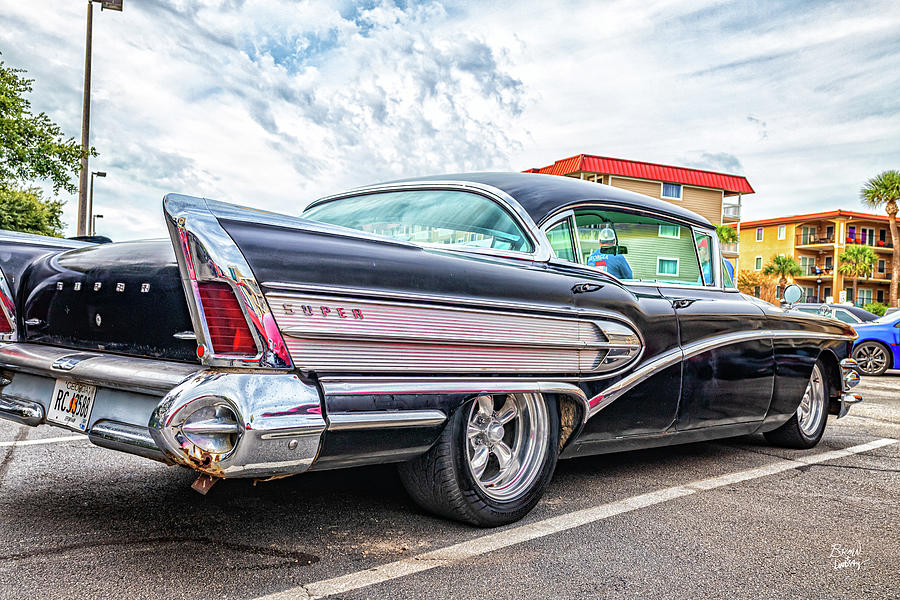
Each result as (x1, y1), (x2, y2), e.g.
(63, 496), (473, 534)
(572, 283), (603, 294)
(670, 299), (698, 309)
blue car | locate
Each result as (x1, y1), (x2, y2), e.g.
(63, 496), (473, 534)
(851, 311), (900, 375)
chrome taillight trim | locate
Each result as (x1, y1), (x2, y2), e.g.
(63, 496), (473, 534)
(163, 194), (293, 369)
(0, 267), (16, 341)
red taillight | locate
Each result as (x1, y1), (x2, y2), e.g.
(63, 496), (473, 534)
(197, 282), (258, 355)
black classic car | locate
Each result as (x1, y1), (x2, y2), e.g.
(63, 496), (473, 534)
(0, 173), (863, 526)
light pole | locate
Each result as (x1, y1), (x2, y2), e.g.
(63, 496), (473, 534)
(91, 214), (104, 236)
(76, 0), (123, 236)
(88, 170), (106, 234)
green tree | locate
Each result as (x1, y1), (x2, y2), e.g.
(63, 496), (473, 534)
(716, 224), (738, 244)
(1, 56), (90, 194)
(838, 244), (877, 306)
(860, 170), (900, 307)
(762, 255), (802, 289)
(0, 187), (64, 236)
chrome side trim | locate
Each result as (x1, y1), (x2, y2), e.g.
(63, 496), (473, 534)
(0, 343), (201, 395)
(306, 180), (554, 263)
(88, 420), (167, 462)
(586, 328), (858, 420)
(0, 395), (43, 426)
(321, 379), (590, 424)
(267, 291), (642, 374)
(163, 194), (293, 369)
(0, 266), (16, 342)
(260, 281), (625, 321)
(327, 410), (447, 431)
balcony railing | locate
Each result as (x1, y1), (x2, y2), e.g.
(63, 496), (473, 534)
(845, 237), (894, 249)
(722, 204), (740, 220)
(797, 265), (832, 277)
(795, 232), (835, 246)
(871, 271), (894, 280)
(721, 241), (739, 254)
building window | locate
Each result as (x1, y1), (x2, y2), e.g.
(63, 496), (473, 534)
(880, 229), (887, 242)
(777, 225), (786, 240)
(878, 259), (886, 274)
(756, 228), (763, 241)
(661, 183), (682, 200)
(775, 285), (782, 298)
(825, 256), (833, 269)
(658, 224), (681, 238)
(657, 257), (680, 276)
(753, 286), (761, 298)
(824, 287), (832, 300)
(877, 289), (884, 303)
(754, 256), (762, 270)
(845, 287), (853, 302)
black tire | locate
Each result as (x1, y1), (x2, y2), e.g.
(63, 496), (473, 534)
(852, 341), (892, 376)
(398, 393), (559, 527)
(764, 360), (829, 449)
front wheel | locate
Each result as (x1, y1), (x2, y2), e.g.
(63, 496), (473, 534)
(852, 341), (891, 376)
(398, 393), (559, 527)
(764, 361), (829, 449)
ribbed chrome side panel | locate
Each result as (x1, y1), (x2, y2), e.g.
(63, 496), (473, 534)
(266, 292), (641, 374)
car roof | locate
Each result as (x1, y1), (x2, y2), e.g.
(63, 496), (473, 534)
(386, 172), (713, 227)
(795, 303), (878, 321)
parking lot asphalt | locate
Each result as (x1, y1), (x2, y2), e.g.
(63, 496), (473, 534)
(0, 374), (897, 600)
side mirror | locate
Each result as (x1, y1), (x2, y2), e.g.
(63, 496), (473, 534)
(782, 284), (803, 308)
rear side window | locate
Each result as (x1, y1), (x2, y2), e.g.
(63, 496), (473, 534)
(303, 190), (534, 253)
(572, 209), (711, 285)
(546, 218), (577, 262)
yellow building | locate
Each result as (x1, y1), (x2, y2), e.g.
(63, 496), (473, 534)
(525, 154), (754, 263)
(739, 210), (895, 306)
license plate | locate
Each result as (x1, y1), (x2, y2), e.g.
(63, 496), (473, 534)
(47, 379), (97, 432)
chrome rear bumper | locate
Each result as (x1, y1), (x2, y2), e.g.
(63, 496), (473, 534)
(838, 358), (862, 418)
(0, 343), (326, 478)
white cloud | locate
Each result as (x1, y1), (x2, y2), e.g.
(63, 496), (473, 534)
(2, 0), (899, 239)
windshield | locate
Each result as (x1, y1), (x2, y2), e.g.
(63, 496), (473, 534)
(303, 190), (534, 253)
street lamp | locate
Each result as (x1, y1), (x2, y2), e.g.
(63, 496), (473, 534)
(91, 214), (104, 236)
(76, 0), (123, 236)
(89, 170), (106, 235)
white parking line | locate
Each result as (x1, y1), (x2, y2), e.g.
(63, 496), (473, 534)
(0, 435), (85, 448)
(256, 437), (898, 600)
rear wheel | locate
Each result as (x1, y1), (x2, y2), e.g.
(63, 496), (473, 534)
(764, 361), (829, 449)
(852, 341), (891, 376)
(398, 393), (559, 527)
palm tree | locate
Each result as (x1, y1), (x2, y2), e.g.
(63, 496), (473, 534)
(715, 224), (738, 244)
(838, 244), (877, 306)
(762, 255), (802, 299)
(860, 170), (900, 307)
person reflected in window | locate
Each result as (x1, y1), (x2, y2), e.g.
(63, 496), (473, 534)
(587, 225), (633, 279)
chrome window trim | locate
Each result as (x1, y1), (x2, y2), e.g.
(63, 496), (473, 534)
(305, 181), (554, 262)
(163, 194), (294, 369)
(542, 203), (724, 291)
(542, 210), (581, 264)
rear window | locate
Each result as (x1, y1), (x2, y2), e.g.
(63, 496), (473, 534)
(303, 190), (534, 253)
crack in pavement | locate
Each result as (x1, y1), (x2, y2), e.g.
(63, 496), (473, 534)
(0, 426), (28, 490)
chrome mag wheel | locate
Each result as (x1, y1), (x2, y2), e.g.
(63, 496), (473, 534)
(853, 343), (889, 376)
(465, 393), (549, 502)
(797, 363), (826, 437)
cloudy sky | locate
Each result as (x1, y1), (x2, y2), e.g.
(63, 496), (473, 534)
(3, 0), (899, 239)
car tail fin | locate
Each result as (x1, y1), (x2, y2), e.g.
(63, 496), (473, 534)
(163, 194), (292, 368)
